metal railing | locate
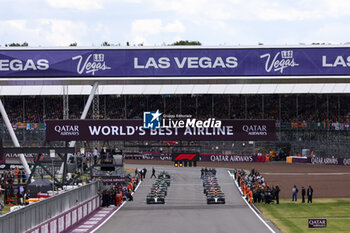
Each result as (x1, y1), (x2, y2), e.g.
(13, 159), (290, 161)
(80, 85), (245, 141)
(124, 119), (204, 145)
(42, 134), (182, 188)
(0, 180), (101, 233)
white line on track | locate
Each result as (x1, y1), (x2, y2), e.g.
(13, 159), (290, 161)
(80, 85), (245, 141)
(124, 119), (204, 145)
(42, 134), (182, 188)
(90, 180), (142, 233)
(142, 182), (233, 187)
(228, 171), (276, 233)
(262, 172), (350, 175)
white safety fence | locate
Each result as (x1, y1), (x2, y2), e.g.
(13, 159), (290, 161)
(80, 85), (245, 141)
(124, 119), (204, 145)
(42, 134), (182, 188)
(0, 181), (101, 233)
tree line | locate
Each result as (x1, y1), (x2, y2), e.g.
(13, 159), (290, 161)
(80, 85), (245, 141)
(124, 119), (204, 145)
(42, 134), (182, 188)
(0, 40), (201, 47)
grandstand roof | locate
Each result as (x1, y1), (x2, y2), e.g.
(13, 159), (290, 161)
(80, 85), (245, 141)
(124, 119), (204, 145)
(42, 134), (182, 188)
(1, 83), (349, 96)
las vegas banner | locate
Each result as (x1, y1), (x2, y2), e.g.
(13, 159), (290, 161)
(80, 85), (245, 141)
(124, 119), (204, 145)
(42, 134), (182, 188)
(45, 119), (276, 141)
(2, 47), (350, 78)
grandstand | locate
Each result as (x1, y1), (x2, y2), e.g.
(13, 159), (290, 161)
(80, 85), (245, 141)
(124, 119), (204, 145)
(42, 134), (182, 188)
(1, 46), (350, 159)
(1, 94), (349, 157)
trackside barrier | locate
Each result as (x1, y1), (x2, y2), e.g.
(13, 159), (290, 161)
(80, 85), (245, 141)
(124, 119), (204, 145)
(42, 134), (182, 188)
(0, 180), (101, 233)
(26, 195), (100, 233)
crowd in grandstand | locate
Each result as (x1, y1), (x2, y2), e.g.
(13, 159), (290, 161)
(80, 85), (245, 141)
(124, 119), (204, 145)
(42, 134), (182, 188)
(1, 94), (349, 124)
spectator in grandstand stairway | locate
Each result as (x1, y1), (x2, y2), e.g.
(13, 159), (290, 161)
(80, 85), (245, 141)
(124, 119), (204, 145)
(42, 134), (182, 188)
(275, 185), (280, 204)
(150, 167), (156, 178)
(292, 185), (298, 201)
(307, 186), (313, 203)
(301, 186), (306, 203)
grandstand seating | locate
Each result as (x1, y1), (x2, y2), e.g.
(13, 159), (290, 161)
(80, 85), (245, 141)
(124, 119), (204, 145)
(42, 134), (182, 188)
(1, 94), (349, 123)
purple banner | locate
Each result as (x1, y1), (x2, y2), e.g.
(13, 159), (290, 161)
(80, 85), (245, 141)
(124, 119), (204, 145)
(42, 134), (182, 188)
(124, 152), (172, 161)
(45, 119), (276, 141)
(310, 157), (350, 166)
(124, 152), (257, 163)
(200, 154), (257, 162)
(2, 47), (350, 78)
(308, 219), (327, 228)
(124, 152), (350, 166)
(93, 176), (126, 184)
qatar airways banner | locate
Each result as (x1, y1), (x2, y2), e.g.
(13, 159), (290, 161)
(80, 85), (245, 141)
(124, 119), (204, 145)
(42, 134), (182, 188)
(310, 157), (350, 166)
(45, 119), (276, 141)
(123, 152), (257, 163)
(3, 47), (350, 77)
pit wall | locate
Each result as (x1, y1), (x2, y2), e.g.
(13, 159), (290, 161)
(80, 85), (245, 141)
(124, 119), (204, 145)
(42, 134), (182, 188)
(26, 195), (100, 233)
(0, 181), (101, 233)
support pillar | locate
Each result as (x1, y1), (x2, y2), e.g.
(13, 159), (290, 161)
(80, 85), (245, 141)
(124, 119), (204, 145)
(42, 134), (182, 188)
(63, 85), (69, 120)
(59, 82), (99, 178)
(92, 86), (100, 149)
(0, 99), (31, 175)
(69, 81), (99, 149)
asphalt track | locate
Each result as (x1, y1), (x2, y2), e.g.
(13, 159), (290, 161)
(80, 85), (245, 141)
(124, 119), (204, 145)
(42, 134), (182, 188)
(96, 164), (280, 233)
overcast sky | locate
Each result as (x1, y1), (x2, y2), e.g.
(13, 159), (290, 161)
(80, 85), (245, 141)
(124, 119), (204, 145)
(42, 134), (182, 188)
(1, 0), (350, 47)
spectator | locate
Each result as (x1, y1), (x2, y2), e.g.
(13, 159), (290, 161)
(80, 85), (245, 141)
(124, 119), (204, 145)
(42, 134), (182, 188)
(143, 168), (147, 179)
(275, 185), (280, 204)
(150, 167), (156, 178)
(307, 186), (313, 203)
(292, 185), (298, 201)
(301, 186), (306, 203)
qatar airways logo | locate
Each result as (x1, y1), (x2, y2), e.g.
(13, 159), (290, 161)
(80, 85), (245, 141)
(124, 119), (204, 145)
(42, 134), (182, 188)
(260, 50), (299, 73)
(343, 158), (350, 166)
(54, 125), (80, 136)
(242, 125), (267, 136)
(72, 54), (111, 75)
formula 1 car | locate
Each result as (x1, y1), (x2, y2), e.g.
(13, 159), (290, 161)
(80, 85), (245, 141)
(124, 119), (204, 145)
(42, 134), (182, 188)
(150, 187), (167, 196)
(158, 171), (171, 179)
(146, 194), (165, 204)
(207, 194), (225, 204)
(201, 170), (225, 204)
(155, 178), (170, 187)
(204, 187), (223, 195)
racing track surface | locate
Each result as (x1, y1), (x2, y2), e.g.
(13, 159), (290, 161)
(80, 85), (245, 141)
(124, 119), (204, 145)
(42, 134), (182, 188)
(96, 165), (280, 233)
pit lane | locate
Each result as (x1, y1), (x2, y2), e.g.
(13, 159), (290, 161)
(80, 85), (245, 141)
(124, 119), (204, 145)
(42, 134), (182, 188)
(95, 165), (279, 233)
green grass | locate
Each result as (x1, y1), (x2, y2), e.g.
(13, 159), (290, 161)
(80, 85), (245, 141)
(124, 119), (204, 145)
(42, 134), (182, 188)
(256, 198), (350, 233)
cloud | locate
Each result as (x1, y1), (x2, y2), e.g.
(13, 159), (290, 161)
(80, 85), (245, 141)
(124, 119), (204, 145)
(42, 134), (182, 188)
(163, 20), (185, 33)
(0, 19), (88, 46)
(130, 19), (186, 44)
(149, 0), (350, 22)
(132, 19), (163, 35)
(2, 0), (350, 47)
(305, 22), (350, 44)
(39, 19), (88, 46)
(131, 19), (185, 35)
(46, 0), (104, 11)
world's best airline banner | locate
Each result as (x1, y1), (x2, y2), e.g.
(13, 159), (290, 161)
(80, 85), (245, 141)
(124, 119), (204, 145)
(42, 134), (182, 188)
(45, 119), (276, 141)
(2, 47), (350, 77)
